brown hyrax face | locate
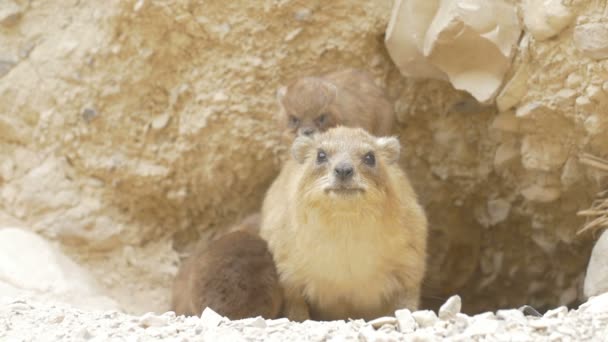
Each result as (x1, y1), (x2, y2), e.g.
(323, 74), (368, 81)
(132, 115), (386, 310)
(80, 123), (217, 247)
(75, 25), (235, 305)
(291, 127), (401, 204)
(277, 77), (339, 137)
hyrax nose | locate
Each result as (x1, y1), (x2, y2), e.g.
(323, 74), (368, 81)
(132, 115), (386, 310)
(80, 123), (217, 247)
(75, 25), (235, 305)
(300, 127), (316, 136)
(334, 162), (354, 181)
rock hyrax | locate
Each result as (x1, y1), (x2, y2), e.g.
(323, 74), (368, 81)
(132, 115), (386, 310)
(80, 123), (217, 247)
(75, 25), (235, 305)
(276, 68), (395, 138)
(260, 126), (427, 321)
(171, 227), (283, 319)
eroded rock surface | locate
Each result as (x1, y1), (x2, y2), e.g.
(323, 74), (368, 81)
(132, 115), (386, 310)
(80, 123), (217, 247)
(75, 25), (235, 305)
(0, 228), (118, 311)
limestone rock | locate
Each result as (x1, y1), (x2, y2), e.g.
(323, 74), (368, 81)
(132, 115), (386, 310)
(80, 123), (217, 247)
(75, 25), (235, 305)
(521, 184), (561, 203)
(423, 0), (521, 103)
(521, 135), (567, 172)
(439, 295), (462, 320)
(0, 227), (118, 311)
(412, 310), (438, 328)
(584, 230), (608, 298)
(395, 308), (417, 333)
(522, 0), (574, 40)
(385, 0), (521, 103)
(496, 65), (529, 112)
(385, 0), (446, 80)
(574, 22), (608, 60)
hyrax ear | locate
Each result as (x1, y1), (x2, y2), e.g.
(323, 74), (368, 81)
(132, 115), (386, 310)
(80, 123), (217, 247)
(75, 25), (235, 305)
(376, 136), (401, 164)
(291, 135), (314, 164)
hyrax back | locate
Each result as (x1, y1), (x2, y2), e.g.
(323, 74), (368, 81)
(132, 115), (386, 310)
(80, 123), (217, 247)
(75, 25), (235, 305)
(171, 230), (283, 319)
(277, 68), (395, 138)
(260, 126), (427, 321)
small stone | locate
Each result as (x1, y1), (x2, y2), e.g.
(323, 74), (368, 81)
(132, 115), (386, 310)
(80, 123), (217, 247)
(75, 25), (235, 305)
(544, 306), (567, 319)
(491, 112), (519, 133)
(266, 317), (289, 326)
(367, 316), (397, 329)
(411, 310), (438, 328)
(151, 113), (171, 130)
(246, 316), (266, 329)
(439, 295), (461, 320)
(521, 185), (561, 203)
(284, 28), (303, 42)
(0, 1), (22, 27)
(81, 107), (97, 122)
(75, 327), (93, 340)
(519, 305), (542, 317)
(574, 22), (608, 60)
(528, 317), (553, 329)
(522, 0), (573, 40)
(294, 8), (312, 21)
(200, 307), (223, 329)
(133, 0), (145, 12)
(358, 324), (377, 342)
(487, 199), (510, 226)
(494, 142), (520, 169)
(395, 308), (417, 333)
(496, 309), (526, 322)
(139, 312), (168, 328)
(465, 318), (501, 336)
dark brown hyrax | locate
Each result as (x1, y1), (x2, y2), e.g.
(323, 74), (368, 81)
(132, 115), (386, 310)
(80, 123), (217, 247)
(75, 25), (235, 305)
(260, 126), (427, 321)
(171, 227), (283, 319)
(276, 68), (395, 139)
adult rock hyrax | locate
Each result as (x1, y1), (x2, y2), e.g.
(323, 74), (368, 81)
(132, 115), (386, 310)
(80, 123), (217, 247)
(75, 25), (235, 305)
(276, 68), (395, 139)
(171, 216), (283, 319)
(260, 126), (428, 321)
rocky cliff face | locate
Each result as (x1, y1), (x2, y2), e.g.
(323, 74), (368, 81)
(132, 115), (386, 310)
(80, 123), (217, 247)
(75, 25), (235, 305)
(0, 0), (605, 314)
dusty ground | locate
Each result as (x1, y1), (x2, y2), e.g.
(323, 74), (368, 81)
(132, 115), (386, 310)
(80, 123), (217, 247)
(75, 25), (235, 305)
(1, 0), (607, 319)
(2, 294), (608, 341)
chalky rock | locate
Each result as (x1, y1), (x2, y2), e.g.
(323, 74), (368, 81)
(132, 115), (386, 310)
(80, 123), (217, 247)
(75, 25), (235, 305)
(395, 309), (417, 333)
(574, 21), (608, 60)
(385, 0), (447, 80)
(439, 295), (462, 320)
(522, 0), (574, 40)
(412, 310), (438, 328)
(584, 230), (608, 298)
(0, 228), (118, 311)
(386, 0), (521, 103)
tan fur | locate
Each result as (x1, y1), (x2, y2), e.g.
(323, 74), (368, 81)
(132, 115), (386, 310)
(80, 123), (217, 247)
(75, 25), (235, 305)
(171, 227), (283, 319)
(277, 68), (395, 139)
(260, 127), (427, 321)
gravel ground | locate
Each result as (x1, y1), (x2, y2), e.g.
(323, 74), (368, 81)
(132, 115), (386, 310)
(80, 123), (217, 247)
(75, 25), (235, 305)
(2, 294), (608, 342)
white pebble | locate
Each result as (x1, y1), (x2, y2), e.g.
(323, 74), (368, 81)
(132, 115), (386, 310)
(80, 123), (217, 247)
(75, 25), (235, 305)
(138, 312), (168, 328)
(200, 307), (223, 329)
(367, 316), (397, 329)
(439, 295), (462, 320)
(395, 308), (417, 333)
(544, 306), (567, 319)
(246, 316), (267, 329)
(412, 310), (438, 328)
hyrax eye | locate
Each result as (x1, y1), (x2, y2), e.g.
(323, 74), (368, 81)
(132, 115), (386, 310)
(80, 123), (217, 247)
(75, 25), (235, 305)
(289, 116), (300, 126)
(363, 152), (376, 166)
(317, 150), (328, 164)
(316, 113), (328, 124)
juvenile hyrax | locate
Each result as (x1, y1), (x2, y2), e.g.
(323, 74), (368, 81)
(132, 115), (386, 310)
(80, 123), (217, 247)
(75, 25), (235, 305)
(277, 68), (395, 138)
(171, 225), (283, 319)
(260, 127), (427, 321)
